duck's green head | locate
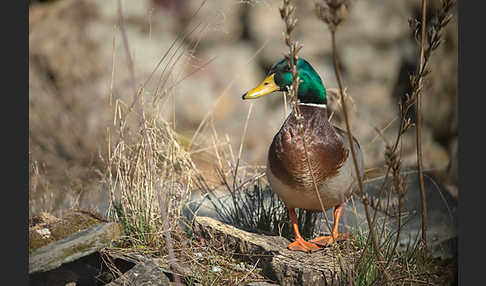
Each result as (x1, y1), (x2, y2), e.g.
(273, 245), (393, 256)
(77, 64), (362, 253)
(242, 58), (327, 104)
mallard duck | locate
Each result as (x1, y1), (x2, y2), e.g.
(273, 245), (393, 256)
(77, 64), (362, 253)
(242, 58), (364, 252)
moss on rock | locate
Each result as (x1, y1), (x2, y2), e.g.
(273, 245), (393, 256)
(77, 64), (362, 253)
(29, 210), (105, 253)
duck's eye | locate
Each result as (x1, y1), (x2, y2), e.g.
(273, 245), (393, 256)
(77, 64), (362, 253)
(264, 82), (269, 86)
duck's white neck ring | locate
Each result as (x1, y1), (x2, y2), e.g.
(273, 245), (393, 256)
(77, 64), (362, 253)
(297, 103), (328, 109)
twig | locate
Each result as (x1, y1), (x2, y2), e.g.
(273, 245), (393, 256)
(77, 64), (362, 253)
(234, 103), (254, 189)
(416, 0), (428, 250)
(409, 0), (455, 251)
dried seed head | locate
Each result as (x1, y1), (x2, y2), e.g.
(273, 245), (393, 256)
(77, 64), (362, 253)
(314, 0), (351, 30)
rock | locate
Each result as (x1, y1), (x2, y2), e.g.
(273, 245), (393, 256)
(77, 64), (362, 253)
(359, 172), (457, 259)
(399, 126), (451, 171)
(29, 0), (114, 217)
(29, 0), (103, 91)
(29, 211), (107, 254)
(183, 0), (245, 44)
(95, 0), (151, 22)
(193, 216), (347, 286)
(29, 220), (121, 274)
(29, 212), (60, 228)
(188, 169), (457, 260)
(29, 251), (128, 286)
(442, 136), (458, 198)
(106, 258), (171, 286)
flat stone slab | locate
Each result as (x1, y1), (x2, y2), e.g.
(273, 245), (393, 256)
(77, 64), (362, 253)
(106, 258), (171, 286)
(29, 221), (121, 274)
(29, 211), (107, 253)
(193, 216), (349, 286)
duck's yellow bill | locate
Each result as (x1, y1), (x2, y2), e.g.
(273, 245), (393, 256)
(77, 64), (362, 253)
(242, 73), (279, 100)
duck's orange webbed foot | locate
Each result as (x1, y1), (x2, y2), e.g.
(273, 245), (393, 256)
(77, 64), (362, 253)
(310, 232), (352, 247)
(287, 208), (323, 252)
(310, 204), (352, 247)
(288, 237), (322, 252)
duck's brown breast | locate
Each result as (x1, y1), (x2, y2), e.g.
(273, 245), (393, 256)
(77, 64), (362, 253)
(267, 105), (349, 192)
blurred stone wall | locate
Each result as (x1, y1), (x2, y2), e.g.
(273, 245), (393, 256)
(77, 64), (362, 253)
(29, 0), (458, 215)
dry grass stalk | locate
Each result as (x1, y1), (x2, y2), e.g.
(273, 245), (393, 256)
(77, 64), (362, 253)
(409, 0), (456, 251)
(383, 143), (407, 268)
(415, 0), (429, 251)
(315, 0), (391, 282)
